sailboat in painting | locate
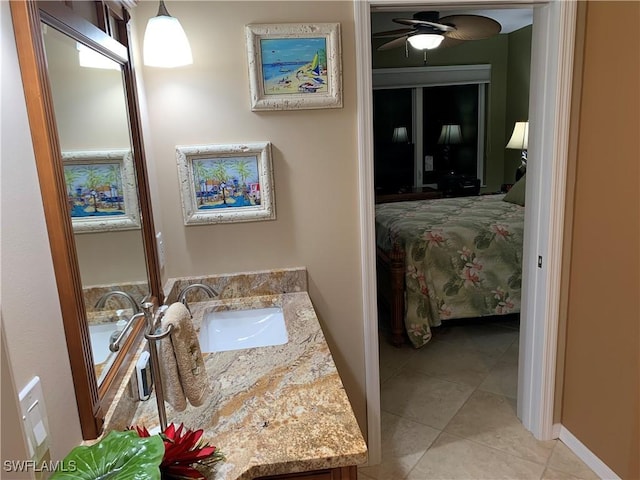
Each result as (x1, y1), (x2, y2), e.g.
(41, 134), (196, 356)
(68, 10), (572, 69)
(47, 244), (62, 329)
(309, 52), (321, 76)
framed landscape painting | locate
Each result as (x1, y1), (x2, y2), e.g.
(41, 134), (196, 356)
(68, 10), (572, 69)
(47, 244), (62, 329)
(245, 23), (342, 111)
(62, 150), (141, 233)
(176, 142), (276, 225)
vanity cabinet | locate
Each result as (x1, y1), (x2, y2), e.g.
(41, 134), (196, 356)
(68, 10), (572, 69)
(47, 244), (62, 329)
(256, 465), (358, 479)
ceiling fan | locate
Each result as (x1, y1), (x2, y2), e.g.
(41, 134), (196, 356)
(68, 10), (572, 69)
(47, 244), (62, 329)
(373, 11), (501, 51)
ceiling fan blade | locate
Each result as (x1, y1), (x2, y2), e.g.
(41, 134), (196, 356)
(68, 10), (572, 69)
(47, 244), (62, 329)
(440, 37), (465, 49)
(393, 17), (456, 32)
(440, 15), (501, 41)
(372, 28), (413, 38)
(377, 35), (408, 51)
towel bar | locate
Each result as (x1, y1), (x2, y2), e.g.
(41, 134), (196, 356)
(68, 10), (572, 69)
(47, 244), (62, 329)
(145, 323), (174, 341)
(141, 302), (172, 431)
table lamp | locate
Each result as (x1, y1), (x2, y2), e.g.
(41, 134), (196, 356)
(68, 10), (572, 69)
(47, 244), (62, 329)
(506, 121), (529, 181)
(438, 124), (462, 174)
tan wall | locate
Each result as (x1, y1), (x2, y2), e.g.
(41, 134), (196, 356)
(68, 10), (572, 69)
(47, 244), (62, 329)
(561, 2), (640, 478)
(133, 1), (366, 433)
(1, 0), (83, 460)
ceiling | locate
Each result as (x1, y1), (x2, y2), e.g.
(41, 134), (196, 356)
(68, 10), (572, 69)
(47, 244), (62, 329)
(371, 7), (534, 35)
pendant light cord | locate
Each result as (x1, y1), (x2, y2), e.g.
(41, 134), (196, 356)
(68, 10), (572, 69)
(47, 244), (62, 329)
(157, 0), (170, 17)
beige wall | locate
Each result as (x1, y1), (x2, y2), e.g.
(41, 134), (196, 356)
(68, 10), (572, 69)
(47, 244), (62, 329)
(133, 1), (366, 432)
(1, 325), (32, 479)
(561, 2), (640, 478)
(1, 0), (83, 462)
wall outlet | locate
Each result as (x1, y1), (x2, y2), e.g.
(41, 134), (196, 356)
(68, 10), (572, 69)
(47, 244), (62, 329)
(424, 155), (434, 172)
(156, 232), (165, 270)
(18, 377), (50, 463)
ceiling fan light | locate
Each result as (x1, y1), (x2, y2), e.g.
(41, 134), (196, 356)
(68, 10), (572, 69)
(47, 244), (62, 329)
(407, 33), (444, 50)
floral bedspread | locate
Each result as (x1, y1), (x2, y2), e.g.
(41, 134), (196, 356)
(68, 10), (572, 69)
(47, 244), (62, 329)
(376, 195), (524, 348)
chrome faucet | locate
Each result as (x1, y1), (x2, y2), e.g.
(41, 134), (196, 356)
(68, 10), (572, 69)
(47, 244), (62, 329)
(94, 290), (142, 314)
(177, 283), (218, 317)
(108, 312), (145, 352)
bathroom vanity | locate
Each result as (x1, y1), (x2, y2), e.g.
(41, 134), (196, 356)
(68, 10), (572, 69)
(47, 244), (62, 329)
(103, 269), (367, 479)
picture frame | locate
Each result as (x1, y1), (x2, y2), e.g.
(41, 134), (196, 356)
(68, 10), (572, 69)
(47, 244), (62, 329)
(176, 142), (276, 225)
(245, 23), (342, 111)
(62, 150), (141, 233)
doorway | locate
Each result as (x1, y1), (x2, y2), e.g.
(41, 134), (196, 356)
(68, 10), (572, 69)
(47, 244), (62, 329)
(355, 0), (578, 466)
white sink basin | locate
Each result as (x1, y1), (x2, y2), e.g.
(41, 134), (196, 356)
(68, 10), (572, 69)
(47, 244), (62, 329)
(89, 323), (115, 364)
(198, 307), (288, 352)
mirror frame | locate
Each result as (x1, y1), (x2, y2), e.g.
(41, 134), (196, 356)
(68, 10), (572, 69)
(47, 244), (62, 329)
(10, 0), (164, 439)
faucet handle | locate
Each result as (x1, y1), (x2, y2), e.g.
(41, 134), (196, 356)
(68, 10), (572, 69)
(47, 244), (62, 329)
(142, 301), (155, 313)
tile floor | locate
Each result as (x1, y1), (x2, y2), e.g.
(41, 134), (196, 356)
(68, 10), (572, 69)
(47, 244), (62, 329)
(359, 319), (599, 480)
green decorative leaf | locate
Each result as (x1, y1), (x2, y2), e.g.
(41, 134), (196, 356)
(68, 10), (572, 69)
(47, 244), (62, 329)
(450, 256), (464, 270)
(487, 294), (500, 309)
(473, 231), (495, 250)
(508, 273), (522, 290)
(444, 277), (463, 296)
(416, 297), (429, 318)
(51, 430), (164, 480)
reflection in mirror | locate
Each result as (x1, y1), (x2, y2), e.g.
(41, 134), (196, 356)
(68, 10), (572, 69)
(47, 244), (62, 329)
(42, 24), (149, 384)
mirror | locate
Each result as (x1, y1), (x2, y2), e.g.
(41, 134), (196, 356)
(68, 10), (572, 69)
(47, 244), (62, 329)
(42, 24), (149, 384)
(11, 0), (163, 439)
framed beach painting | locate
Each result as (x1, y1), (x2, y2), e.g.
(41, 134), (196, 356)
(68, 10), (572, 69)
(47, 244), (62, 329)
(62, 150), (141, 233)
(245, 23), (342, 111)
(176, 142), (276, 225)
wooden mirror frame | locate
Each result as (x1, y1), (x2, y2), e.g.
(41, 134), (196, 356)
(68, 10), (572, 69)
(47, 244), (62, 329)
(10, 0), (164, 439)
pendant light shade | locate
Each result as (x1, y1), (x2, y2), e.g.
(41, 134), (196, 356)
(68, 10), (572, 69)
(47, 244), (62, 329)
(143, 1), (193, 68)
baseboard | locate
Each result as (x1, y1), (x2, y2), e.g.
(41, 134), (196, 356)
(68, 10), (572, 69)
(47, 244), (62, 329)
(558, 426), (621, 480)
(552, 423), (562, 438)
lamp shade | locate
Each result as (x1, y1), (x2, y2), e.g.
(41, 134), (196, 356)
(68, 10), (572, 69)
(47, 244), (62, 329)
(392, 126), (409, 143)
(407, 33), (444, 50)
(438, 124), (462, 145)
(506, 121), (529, 150)
(143, 1), (193, 68)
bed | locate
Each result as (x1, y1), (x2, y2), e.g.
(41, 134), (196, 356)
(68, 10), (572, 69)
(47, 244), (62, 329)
(375, 194), (524, 348)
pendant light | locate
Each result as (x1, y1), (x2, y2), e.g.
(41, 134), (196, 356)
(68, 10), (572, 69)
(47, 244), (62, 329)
(143, 0), (193, 68)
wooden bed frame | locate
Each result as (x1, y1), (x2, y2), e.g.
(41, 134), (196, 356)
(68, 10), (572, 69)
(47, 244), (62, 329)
(376, 244), (406, 347)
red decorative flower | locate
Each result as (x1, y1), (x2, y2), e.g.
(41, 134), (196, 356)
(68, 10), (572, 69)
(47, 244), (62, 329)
(131, 423), (223, 479)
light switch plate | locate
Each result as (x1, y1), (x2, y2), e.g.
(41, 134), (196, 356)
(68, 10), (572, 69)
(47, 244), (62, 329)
(18, 376), (50, 462)
(156, 232), (166, 270)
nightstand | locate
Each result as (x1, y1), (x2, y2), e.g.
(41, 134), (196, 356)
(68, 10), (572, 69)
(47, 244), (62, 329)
(375, 186), (443, 204)
(438, 174), (481, 197)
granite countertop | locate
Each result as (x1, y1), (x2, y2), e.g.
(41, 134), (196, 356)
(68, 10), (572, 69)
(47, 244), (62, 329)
(129, 292), (367, 479)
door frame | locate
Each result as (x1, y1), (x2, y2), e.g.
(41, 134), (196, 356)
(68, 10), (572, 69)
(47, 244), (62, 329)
(354, 0), (578, 465)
